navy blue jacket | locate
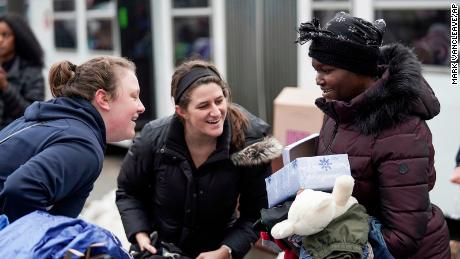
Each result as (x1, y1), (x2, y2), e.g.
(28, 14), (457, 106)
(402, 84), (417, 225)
(0, 97), (106, 222)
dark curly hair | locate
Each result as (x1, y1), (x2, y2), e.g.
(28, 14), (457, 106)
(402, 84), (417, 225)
(0, 13), (44, 67)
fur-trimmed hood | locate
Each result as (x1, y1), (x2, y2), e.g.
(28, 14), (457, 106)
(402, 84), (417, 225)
(231, 136), (282, 166)
(228, 104), (282, 167)
(316, 43), (440, 135)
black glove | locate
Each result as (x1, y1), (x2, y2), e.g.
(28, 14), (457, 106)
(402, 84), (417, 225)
(258, 199), (294, 232)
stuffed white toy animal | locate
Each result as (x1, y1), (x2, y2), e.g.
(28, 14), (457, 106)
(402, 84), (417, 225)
(271, 175), (357, 239)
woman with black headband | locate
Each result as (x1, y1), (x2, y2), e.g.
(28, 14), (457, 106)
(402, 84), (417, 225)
(116, 59), (282, 259)
(297, 12), (449, 258)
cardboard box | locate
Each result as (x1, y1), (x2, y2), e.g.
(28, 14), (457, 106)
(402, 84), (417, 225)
(273, 86), (324, 146)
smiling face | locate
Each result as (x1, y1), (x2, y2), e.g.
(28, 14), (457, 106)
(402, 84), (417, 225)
(176, 82), (228, 140)
(104, 68), (145, 142)
(312, 58), (373, 102)
(0, 21), (15, 61)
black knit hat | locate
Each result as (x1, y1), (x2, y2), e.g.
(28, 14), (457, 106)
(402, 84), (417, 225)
(297, 12), (386, 76)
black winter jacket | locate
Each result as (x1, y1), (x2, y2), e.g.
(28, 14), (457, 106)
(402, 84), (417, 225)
(0, 56), (45, 129)
(116, 108), (282, 259)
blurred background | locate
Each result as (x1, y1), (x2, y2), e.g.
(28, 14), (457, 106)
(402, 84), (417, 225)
(1, 0), (458, 257)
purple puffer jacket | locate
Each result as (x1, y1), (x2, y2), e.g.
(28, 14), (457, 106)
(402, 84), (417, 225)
(315, 44), (450, 258)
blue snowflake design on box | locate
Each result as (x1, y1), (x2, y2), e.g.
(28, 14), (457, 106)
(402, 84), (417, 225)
(319, 157), (332, 171)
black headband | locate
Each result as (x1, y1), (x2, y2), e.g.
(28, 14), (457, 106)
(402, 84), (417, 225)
(174, 67), (220, 103)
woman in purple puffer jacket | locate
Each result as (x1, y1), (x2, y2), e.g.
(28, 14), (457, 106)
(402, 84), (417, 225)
(297, 12), (450, 258)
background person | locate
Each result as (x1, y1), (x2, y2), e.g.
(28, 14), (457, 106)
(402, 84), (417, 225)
(451, 147), (460, 184)
(0, 56), (145, 222)
(449, 147), (460, 259)
(297, 12), (450, 258)
(0, 13), (45, 129)
(116, 59), (282, 259)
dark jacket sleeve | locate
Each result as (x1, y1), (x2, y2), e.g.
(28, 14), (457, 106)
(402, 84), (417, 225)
(372, 130), (432, 258)
(2, 65), (44, 120)
(221, 164), (271, 259)
(116, 124), (156, 243)
(1, 138), (101, 222)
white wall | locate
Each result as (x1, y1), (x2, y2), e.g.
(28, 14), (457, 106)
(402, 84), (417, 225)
(425, 72), (460, 216)
(27, 0), (53, 100)
(151, 0), (174, 118)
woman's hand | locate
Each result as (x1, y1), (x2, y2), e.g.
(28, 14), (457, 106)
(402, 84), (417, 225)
(135, 232), (157, 255)
(451, 166), (460, 184)
(0, 67), (8, 92)
(196, 245), (231, 259)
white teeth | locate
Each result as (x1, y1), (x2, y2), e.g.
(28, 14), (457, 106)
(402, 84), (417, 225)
(207, 119), (220, 124)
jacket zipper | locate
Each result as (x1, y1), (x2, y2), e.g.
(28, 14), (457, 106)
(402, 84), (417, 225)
(0, 122), (44, 144)
(160, 146), (186, 162)
(325, 121), (339, 154)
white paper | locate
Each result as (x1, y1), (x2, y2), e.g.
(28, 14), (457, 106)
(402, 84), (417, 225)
(282, 133), (319, 166)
